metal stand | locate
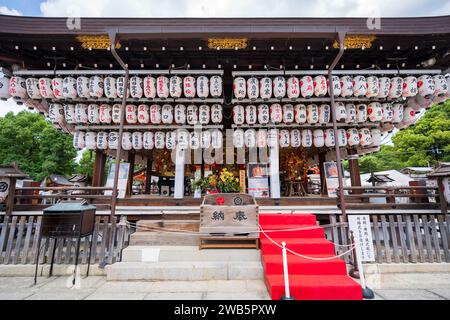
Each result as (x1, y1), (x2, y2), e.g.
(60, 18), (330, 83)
(349, 231), (375, 299)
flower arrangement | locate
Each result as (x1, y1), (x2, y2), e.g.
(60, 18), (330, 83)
(191, 168), (241, 194)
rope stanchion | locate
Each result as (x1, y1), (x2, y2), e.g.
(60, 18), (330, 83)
(280, 241), (294, 300)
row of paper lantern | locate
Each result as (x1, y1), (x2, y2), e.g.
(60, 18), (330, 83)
(232, 103), (417, 125)
(233, 75), (450, 100)
(48, 103), (223, 125)
(2, 75), (223, 100)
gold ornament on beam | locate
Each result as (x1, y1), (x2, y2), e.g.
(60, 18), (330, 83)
(207, 38), (248, 50)
(333, 35), (376, 49)
(76, 35), (121, 50)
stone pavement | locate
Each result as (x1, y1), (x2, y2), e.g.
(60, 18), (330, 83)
(0, 273), (450, 300)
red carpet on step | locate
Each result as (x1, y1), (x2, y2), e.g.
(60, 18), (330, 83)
(259, 213), (362, 300)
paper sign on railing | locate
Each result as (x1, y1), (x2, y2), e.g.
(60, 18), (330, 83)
(348, 215), (375, 262)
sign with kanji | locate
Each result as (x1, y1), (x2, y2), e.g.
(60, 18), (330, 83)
(348, 215), (375, 262)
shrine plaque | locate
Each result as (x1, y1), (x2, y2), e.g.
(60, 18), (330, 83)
(348, 215), (375, 262)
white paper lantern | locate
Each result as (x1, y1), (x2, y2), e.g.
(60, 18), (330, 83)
(154, 131), (165, 149)
(117, 76), (130, 98)
(281, 104), (294, 124)
(403, 106), (416, 125)
(270, 103), (283, 124)
(166, 131), (176, 150)
(407, 96), (422, 111)
(89, 76), (103, 98)
(318, 104), (331, 124)
(183, 76), (196, 98)
(74, 131), (85, 149)
(402, 76), (418, 97)
(340, 76), (353, 97)
(301, 129), (313, 148)
(187, 105), (198, 125)
(392, 104), (404, 123)
(137, 104), (149, 124)
(432, 94), (447, 104)
(50, 77), (64, 99)
(388, 77), (403, 99)
(48, 103), (64, 124)
(290, 129), (301, 148)
(156, 75), (169, 98)
(359, 128), (372, 147)
(324, 128), (335, 147)
(130, 76), (143, 98)
(198, 104), (210, 125)
(337, 129), (347, 147)
(87, 104), (100, 124)
(233, 129), (244, 148)
(267, 129), (279, 147)
(256, 129), (267, 148)
(347, 128), (360, 147)
(201, 130), (211, 149)
(306, 104), (319, 124)
(300, 76), (314, 98)
(257, 104), (270, 124)
(211, 129), (223, 149)
(125, 104), (137, 124)
(356, 104), (368, 123)
(210, 75), (222, 98)
(233, 105), (245, 125)
(112, 104), (121, 124)
(247, 77), (259, 100)
(273, 76), (286, 99)
(259, 77), (272, 99)
(85, 132), (97, 150)
(294, 104), (307, 124)
(233, 77), (246, 99)
(108, 132), (118, 150)
(104, 76), (117, 98)
(162, 104), (174, 124)
(143, 132), (154, 150)
(279, 129), (290, 148)
(210, 104), (222, 124)
(39, 77), (55, 99)
(190, 131), (201, 149)
(381, 103), (393, 122)
(287, 76), (300, 99)
(25, 78), (41, 99)
(245, 129), (257, 148)
(313, 129), (324, 148)
(366, 76), (379, 98)
(150, 104), (162, 124)
(8, 76), (26, 99)
(64, 104), (76, 124)
(313, 75), (327, 97)
(75, 104), (88, 124)
(433, 75), (448, 97)
(0, 76), (10, 99)
(370, 129), (381, 147)
(169, 76), (183, 98)
(96, 131), (108, 150)
(345, 104), (357, 124)
(367, 102), (383, 122)
(377, 77), (390, 98)
(177, 129), (190, 149)
(122, 132), (132, 150)
(417, 75), (435, 98)
(353, 76), (367, 97)
(143, 76), (157, 98)
(62, 76), (78, 99)
(335, 102), (347, 122)
(174, 104), (187, 124)
(415, 94), (433, 109)
(245, 105), (257, 125)
(327, 76), (341, 97)
(195, 75), (209, 99)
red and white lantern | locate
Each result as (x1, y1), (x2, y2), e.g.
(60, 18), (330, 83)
(366, 76), (379, 98)
(287, 76), (300, 99)
(403, 106), (416, 125)
(0, 75), (10, 99)
(324, 129), (335, 147)
(211, 129), (223, 149)
(367, 102), (383, 122)
(256, 129), (268, 148)
(327, 76), (341, 97)
(233, 77), (246, 99)
(183, 76), (196, 98)
(245, 105), (257, 125)
(377, 77), (390, 98)
(279, 129), (290, 148)
(198, 104), (210, 125)
(233, 129), (245, 148)
(233, 105), (245, 125)
(402, 76), (418, 97)
(187, 105), (198, 125)
(301, 129), (313, 148)
(290, 129), (301, 148)
(273, 76), (286, 99)
(318, 104), (331, 124)
(143, 76), (156, 98)
(99, 104), (112, 124)
(143, 132), (154, 150)
(388, 77), (403, 99)
(370, 129), (381, 147)
(125, 104), (137, 124)
(75, 103), (88, 124)
(122, 132), (132, 151)
(210, 75), (222, 98)
(169, 76), (183, 98)
(347, 128), (360, 147)
(112, 104), (121, 124)
(130, 76), (143, 98)
(137, 104), (149, 124)
(244, 129), (257, 148)
(270, 103), (283, 124)
(267, 129), (279, 148)
(108, 132), (118, 150)
(282, 104), (294, 124)
(381, 103), (393, 122)
(335, 102), (347, 122)
(306, 104), (319, 124)
(162, 104), (174, 124)
(87, 104), (100, 124)
(201, 130), (211, 149)
(257, 104), (270, 124)
(313, 75), (327, 97)
(89, 76), (103, 98)
(433, 75), (448, 97)
(64, 104), (76, 124)
(117, 76), (130, 98)
(197, 76), (209, 99)
(340, 76), (353, 97)
(39, 77), (55, 99)
(26, 78), (41, 99)
(247, 77), (259, 100)
(337, 129), (347, 147)
(157, 75), (169, 98)
(300, 75), (314, 98)
(259, 77), (272, 99)
(392, 104), (404, 123)
(8, 76), (26, 99)
(104, 76), (117, 98)
(313, 129), (325, 148)
(359, 128), (372, 147)
(166, 131), (176, 150)
(85, 132), (97, 150)
(150, 104), (162, 124)
(155, 131), (165, 149)
(50, 77), (64, 99)
(211, 104), (222, 124)
(356, 104), (368, 123)
(353, 76), (367, 97)
(417, 75), (435, 98)
(96, 132), (108, 150)
(345, 104), (357, 124)
(174, 104), (187, 124)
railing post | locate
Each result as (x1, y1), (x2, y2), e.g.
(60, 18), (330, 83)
(437, 178), (448, 215)
(280, 241), (294, 300)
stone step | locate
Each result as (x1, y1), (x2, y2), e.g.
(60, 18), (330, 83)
(130, 231), (200, 246)
(105, 261), (263, 281)
(121, 246), (261, 262)
(136, 220), (199, 232)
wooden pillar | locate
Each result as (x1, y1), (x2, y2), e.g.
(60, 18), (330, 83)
(438, 177), (448, 215)
(92, 150), (106, 187)
(5, 177), (16, 216)
(144, 155), (152, 195)
(347, 148), (362, 194)
(126, 151), (135, 197)
(318, 152), (328, 196)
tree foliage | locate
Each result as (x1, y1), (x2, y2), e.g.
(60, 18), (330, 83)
(75, 149), (94, 178)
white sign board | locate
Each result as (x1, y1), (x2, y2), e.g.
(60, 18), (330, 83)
(323, 162), (341, 198)
(104, 163), (130, 199)
(348, 215), (375, 262)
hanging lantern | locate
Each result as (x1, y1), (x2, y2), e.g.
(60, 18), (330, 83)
(39, 77), (55, 99)
(197, 104), (209, 125)
(347, 128), (360, 147)
(211, 104), (223, 124)
(74, 131), (85, 149)
(187, 104), (199, 125)
(359, 128), (372, 147)
(273, 76), (286, 99)
(337, 129), (347, 147)
(174, 104), (187, 124)
(392, 103), (404, 123)
(313, 129), (325, 148)
(233, 77), (246, 99)
(143, 76), (157, 98)
(8, 76), (26, 99)
(433, 75), (448, 97)
(432, 94), (447, 104)
(87, 104), (100, 124)
(313, 75), (327, 97)
(279, 129), (290, 148)
(324, 128), (335, 147)
(75, 103), (88, 124)
(287, 76), (300, 99)
(233, 129), (245, 148)
(356, 104), (368, 123)
(64, 104), (76, 124)
(388, 77), (403, 99)
(154, 131), (165, 149)
(26, 78), (41, 99)
(169, 75), (183, 98)
(301, 129), (313, 147)
(345, 104), (357, 124)
(96, 131), (108, 150)
(318, 104), (331, 124)
(156, 75), (169, 98)
(256, 129), (268, 148)
(300, 75), (314, 98)
(245, 105), (257, 125)
(290, 129), (301, 148)
(85, 132), (97, 150)
(245, 129), (257, 148)
(367, 102), (383, 122)
(201, 130), (211, 149)
(166, 131), (176, 150)
(183, 76), (196, 98)
(366, 76), (379, 98)
(282, 104), (294, 124)
(294, 104), (307, 124)
(0, 75), (10, 100)
(162, 104), (174, 124)
(370, 129), (381, 147)
(89, 75), (103, 98)
(327, 75), (341, 97)
(108, 132), (118, 150)
(353, 76), (367, 97)
(48, 103), (64, 124)
(415, 94), (433, 109)
(122, 132), (132, 150)
(143, 131), (154, 150)
(130, 75), (143, 98)
(267, 129), (279, 147)
(150, 104), (162, 124)
(177, 129), (190, 149)
(117, 76), (130, 98)
(403, 106), (416, 125)
(335, 102), (347, 122)
(196, 75), (209, 98)
(62, 76), (78, 99)
(137, 104), (149, 124)
(340, 76), (354, 97)
(306, 104), (319, 124)
(50, 77), (64, 99)
(407, 96), (422, 111)
(377, 77), (390, 98)
(247, 77), (259, 100)
(381, 103), (393, 122)
(402, 76), (418, 97)
(233, 105), (245, 125)
(104, 76), (117, 98)
(210, 75), (223, 98)
(259, 77), (272, 100)
(270, 103), (283, 124)
(417, 75), (435, 98)
(257, 104), (270, 124)
(112, 104), (121, 124)
(190, 131), (201, 149)
(211, 129), (223, 149)
(125, 104), (138, 124)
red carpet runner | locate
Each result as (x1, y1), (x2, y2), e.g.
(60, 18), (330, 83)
(259, 213), (362, 300)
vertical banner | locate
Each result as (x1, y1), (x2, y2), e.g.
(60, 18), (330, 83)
(348, 215), (375, 262)
(174, 145), (186, 199)
(323, 162), (341, 198)
(105, 163), (130, 199)
(239, 169), (246, 193)
(269, 144), (281, 198)
(247, 163), (269, 198)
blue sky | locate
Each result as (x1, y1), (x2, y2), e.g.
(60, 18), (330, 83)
(0, 0), (40, 16)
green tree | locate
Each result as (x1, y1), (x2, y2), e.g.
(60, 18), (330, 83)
(0, 111), (77, 181)
(76, 149), (94, 178)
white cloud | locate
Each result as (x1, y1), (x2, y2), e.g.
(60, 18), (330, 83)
(0, 6), (22, 16)
(0, 99), (26, 117)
